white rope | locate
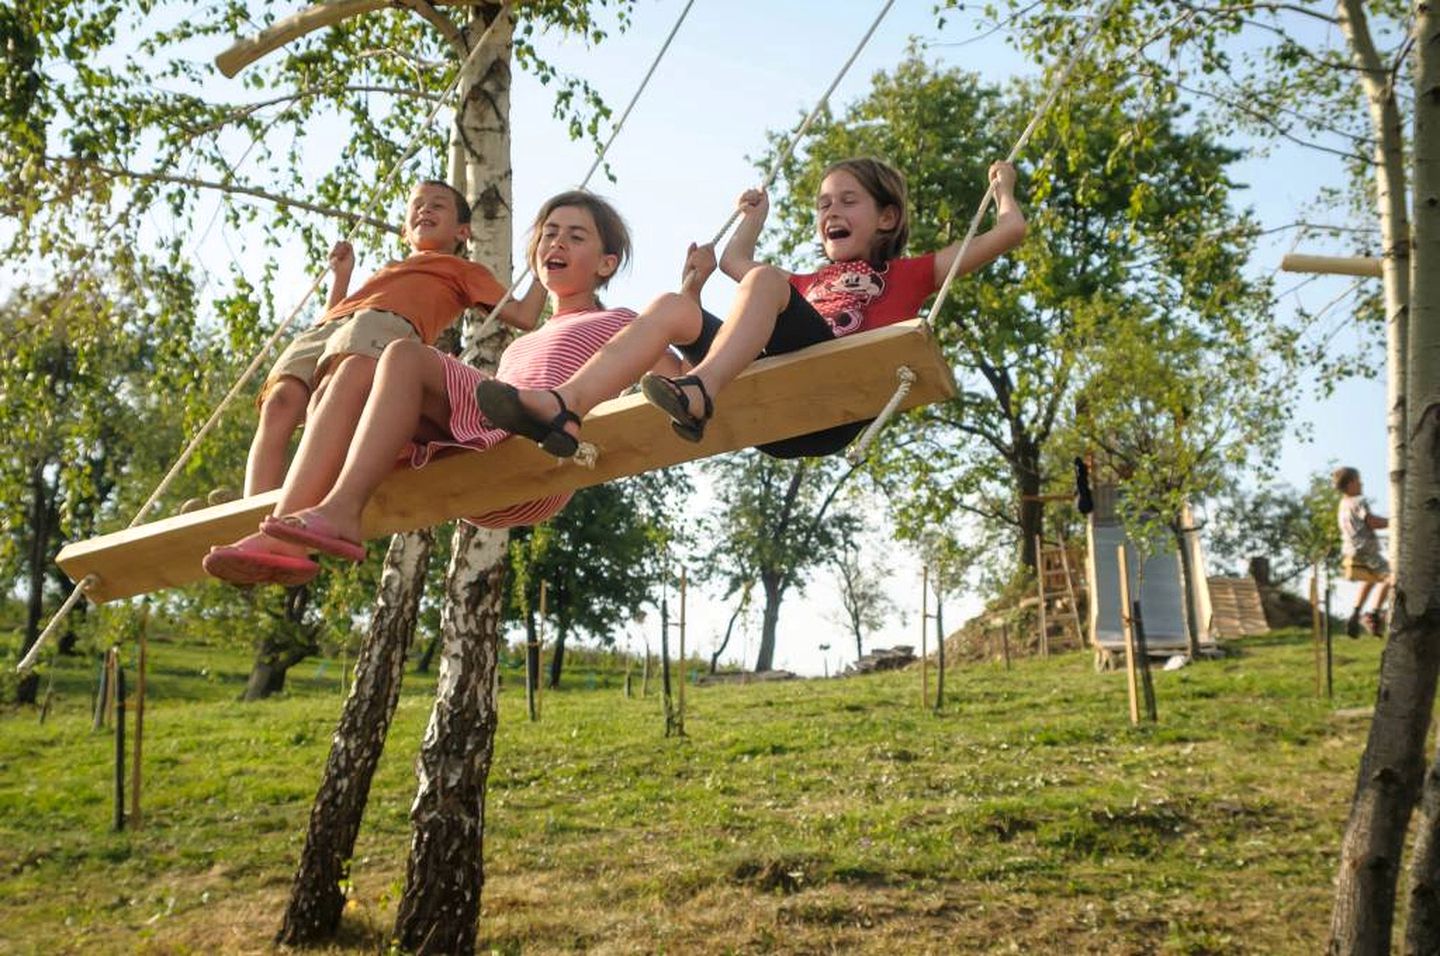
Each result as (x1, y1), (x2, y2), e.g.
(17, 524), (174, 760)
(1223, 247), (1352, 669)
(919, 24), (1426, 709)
(467, 0), (700, 343)
(709, 0), (897, 247)
(925, 0), (1120, 329)
(18, 5), (516, 676)
(846, 0), (1120, 466)
(16, 575), (98, 673)
(845, 366), (916, 464)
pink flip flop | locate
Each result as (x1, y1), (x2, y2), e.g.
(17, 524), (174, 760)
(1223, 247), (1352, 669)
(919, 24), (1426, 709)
(203, 545), (319, 587)
(260, 512), (367, 562)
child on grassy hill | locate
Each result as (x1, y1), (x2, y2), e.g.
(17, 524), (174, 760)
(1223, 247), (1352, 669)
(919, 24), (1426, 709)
(243, 180), (545, 495)
(204, 190), (710, 586)
(475, 157), (1026, 459)
(1334, 466), (1391, 637)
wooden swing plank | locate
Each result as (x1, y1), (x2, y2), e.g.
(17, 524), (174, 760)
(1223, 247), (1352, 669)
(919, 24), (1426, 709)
(57, 320), (956, 603)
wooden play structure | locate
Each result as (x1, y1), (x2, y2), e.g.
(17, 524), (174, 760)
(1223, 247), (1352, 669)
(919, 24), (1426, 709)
(1085, 483), (1217, 660)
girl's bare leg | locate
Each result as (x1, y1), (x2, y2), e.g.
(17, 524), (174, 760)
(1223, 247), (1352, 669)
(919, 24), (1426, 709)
(507, 292), (702, 435)
(286, 340), (453, 541)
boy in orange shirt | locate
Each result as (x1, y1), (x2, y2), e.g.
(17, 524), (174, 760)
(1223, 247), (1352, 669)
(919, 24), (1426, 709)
(244, 180), (544, 495)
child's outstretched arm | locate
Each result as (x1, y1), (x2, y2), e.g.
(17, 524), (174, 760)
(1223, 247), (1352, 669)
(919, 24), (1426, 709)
(491, 278), (547, 331)
(932, 161), (1028, 286)
(720, 189), (788, 282)
(326, 241), (355, 309)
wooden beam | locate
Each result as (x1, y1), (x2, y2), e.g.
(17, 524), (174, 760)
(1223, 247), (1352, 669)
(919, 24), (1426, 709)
(214, 0), (490, 78)
(58, 320), (957, 603)
(1280, 253), (1382, 278)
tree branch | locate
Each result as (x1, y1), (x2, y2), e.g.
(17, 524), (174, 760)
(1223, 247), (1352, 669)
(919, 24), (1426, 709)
(48, 157), (401, 235)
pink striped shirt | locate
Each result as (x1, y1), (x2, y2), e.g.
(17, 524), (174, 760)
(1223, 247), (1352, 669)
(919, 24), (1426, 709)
(410, 306), (637, 528)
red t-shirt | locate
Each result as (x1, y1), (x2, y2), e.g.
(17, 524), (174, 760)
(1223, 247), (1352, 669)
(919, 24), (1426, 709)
(788, 253), (938, 337)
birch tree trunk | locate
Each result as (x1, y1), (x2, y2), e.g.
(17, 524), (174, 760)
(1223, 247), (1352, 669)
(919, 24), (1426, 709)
(1330, 9), (1437, 952)
(276, 530), (434, 944)
(1338, 0), (1411, 567)
(1400, 9), (1440, 951)
(393, 7), (514, 951)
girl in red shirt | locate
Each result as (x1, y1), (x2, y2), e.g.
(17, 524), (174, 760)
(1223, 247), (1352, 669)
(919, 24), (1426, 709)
(477, 157), (1026, 458)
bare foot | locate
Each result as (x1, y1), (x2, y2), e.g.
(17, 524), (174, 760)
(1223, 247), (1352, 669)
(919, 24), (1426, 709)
(227, 529), (309, 558)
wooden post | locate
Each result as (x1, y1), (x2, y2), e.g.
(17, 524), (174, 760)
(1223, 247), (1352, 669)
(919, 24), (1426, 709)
(919, 564), (929, 709)
(536, 580), (547, 717)
(112, 648), (126, 832)
(131, 608), (149, 830)
(1132, 600), (1159, 722)
(1116, 545), (1142, 725)
(1310, 563), (1323, 697)
(1035, 535), (1050, 658)
(676, 567), (687, 737)
(1001, 622), (1011, 671)
(640, 640), (650, 699)
(1324, 579), (1334, 699)
(93, 652), (112, 731)
(933, 577), (945, 711)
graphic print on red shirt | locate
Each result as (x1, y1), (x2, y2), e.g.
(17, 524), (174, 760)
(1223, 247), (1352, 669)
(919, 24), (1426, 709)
(789, 253), (938, 337)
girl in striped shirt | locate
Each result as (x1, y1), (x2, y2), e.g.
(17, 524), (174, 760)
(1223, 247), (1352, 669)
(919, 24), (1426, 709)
(204, 190), (709, 586)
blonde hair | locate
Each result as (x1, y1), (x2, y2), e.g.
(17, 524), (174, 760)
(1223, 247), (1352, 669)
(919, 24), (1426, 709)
(819, 157), (910, 264)
(525, 191), (631, 289)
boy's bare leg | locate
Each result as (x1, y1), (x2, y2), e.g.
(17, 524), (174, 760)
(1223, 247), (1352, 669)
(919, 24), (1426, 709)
(245, 377), (308, 495)
(265, 354), (378, 519)
(293, 340), (453, 542)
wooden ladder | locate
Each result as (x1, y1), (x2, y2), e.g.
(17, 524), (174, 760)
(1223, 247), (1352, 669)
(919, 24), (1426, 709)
(1035, 533), (1086, 656)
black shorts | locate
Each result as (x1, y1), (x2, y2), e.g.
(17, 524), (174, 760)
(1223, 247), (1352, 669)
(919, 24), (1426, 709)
(679, 287), (871, 459)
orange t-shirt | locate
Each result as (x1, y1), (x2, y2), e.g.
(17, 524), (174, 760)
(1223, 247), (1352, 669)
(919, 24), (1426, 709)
(322, 251), (507, 345)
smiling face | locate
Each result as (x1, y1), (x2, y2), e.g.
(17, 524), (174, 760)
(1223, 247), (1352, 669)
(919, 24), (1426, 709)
(404, 183), (470, 253)
(816, 168), (899, 264)
(532, 204), (618, 300)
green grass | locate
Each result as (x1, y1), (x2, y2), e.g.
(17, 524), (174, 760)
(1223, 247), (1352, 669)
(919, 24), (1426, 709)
(0, 630), (1386, 954)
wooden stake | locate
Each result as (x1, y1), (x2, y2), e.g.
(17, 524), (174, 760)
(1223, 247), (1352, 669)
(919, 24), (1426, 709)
(1132, 600), (1159, 722)
(1279, 252), (1382, 278)
(1116, 545), (1141, 726)
(1310, 564), (1323, 697)
(1001, 622), (1011, 671)
(131, 608), (149, 830)
(93, 653), (111, 731)
(1035, 535), (1050, 658)
(536, 580), (547, 718)
(112, 648), (126, 832)
(1324, 580), (1334, 699)
(920, 565), (929, 709)
(677, 567), (687, 737)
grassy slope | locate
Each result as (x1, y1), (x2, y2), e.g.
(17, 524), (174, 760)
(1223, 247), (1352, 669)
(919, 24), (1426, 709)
(0, 631), (1384, 955)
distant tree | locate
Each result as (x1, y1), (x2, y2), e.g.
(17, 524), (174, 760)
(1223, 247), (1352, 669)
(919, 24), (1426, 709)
(508, 470), (686, 689)
(830, 533), (899, 663)
(703, 452), (859, 672)
(1209, 474), (1341, 586)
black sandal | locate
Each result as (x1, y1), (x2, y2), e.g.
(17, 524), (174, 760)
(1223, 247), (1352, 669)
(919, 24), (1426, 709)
(475, 380), (580, 458)
(641, 373), (713, 443)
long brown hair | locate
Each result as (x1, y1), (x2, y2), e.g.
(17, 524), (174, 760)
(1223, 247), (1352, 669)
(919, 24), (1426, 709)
(525, 190), (632, 289)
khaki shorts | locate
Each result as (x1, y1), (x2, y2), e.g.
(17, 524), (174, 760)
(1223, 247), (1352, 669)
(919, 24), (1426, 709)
(1342, 554), (1390, 583)
(260, 309), (419, 402)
